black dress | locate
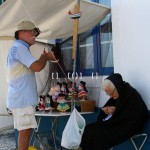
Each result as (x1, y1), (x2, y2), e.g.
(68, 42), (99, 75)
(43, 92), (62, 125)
(80, 75), (149, 150)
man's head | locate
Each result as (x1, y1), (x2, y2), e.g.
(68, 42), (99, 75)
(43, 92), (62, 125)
(15, 21), (41, 45)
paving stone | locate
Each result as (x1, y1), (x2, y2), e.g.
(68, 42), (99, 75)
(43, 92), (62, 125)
(0, 129), (16, 150)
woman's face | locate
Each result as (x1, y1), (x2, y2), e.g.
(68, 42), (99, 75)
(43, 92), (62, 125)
(105, 86), (119, 99)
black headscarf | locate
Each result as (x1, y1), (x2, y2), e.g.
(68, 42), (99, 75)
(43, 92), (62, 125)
(106, 73), (125, 94)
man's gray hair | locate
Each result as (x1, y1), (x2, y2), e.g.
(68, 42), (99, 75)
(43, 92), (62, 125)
(102, 79), (116, 91)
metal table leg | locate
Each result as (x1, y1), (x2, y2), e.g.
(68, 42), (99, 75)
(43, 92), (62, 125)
(51, 117), (58, 150)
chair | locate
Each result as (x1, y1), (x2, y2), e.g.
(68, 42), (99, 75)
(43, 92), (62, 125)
(110, 133), (147, 150)
(130, 133), (147, 150)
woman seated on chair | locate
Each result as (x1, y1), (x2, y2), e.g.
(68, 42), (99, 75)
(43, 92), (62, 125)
(80, 73), (149, 150)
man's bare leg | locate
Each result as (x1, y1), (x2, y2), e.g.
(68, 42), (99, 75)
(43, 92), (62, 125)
(18, 128), (31, 150)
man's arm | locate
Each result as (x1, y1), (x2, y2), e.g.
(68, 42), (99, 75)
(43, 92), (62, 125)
(30, 52), (56, 72)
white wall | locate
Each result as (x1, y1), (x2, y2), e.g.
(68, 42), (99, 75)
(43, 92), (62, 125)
(111, 0), (150, 109)
(0, 39), (14, 129)
(70, 75), (109, 108)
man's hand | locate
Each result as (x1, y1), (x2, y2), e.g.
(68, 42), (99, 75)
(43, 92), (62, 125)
(46, 52), (56, 61)
(46, 52), (59, 62)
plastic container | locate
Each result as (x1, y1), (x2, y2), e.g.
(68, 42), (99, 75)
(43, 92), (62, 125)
(28, 146), (37, 150)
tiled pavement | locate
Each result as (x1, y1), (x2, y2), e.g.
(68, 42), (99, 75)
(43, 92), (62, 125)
(0, 129), (69, 150)
(0, 129), (55, 150)
(0, 129), (16, 150)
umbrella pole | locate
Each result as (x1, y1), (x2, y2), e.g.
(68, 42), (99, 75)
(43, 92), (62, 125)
(71, 0), (80, 112)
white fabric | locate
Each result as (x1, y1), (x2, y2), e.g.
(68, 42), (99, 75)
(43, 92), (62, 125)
(11, 106), (37, 130)
(61, 108), (86, 149)
(0, 39), (13, 114)
(0, 0), (110, 40)
(0, 38), (14, 129)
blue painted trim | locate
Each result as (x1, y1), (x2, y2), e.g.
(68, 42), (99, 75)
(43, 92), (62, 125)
(93, 25), (99, 74)
(91, 0), (99, 3)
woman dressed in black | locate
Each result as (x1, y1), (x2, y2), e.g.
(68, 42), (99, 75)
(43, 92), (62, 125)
(80, 73), (149, 150)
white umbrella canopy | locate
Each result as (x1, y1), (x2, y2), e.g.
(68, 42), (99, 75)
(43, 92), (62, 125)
(0, 0), (110, 40)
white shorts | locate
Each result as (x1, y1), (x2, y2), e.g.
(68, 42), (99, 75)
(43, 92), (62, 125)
(11, 106), (37, 131)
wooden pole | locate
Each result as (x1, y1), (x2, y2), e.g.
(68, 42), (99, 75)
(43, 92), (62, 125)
(72, 4), (79, 59)
(71, 0), (80, 111)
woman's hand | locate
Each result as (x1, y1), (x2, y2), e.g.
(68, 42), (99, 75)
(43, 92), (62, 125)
(102, 106), (109, 114)
(102, 106), (116, 115)
(108, 106), (116, 114)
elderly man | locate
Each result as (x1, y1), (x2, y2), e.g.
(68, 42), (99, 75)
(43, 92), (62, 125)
(80, 73), (148, 150)
(7, 21), (56, 150)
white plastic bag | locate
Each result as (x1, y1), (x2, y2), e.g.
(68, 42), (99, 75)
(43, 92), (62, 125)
(61, 108), (86, 149)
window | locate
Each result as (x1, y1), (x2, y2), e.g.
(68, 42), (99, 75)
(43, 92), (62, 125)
(60, 29), (97, 76)
(98, 0), (111, 7)
(79, 30), (94, 70)
(99, 13), (114, 74)
(59, 0), (113, 76)
(61, 38), (73, 71)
